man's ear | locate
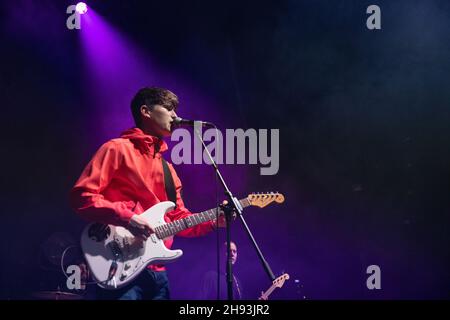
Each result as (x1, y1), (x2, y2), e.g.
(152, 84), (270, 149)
(140, 105), (152, 120)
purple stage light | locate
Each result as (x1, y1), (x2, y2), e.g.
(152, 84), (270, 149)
(76, 2), (88, 15)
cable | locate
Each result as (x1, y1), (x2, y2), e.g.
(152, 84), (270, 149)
(60, 245), (109, 286)
(207, 125), (221, 300)
(60, 245), (78, 279)
(215, 144), (221, 300)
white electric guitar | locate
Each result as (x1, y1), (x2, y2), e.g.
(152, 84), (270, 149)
(81, 192), (284, 290)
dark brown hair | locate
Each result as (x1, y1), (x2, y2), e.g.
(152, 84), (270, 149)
(130, 87), (179, 126)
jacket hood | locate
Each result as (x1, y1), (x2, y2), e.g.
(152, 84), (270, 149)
(120, 127), (168, 155)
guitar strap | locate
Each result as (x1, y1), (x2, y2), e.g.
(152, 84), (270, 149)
(161, 157), (178, 207)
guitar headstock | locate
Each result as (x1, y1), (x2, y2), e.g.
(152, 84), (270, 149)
(247, 192), (285, 208)
(273, 273), (290, 288)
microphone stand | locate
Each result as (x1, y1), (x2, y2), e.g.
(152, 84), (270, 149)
(192, 122), (276, 300)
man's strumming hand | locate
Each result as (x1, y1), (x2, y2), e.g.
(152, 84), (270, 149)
(127, 214), (154, 240)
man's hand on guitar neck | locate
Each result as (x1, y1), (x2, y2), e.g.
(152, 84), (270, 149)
(128, 214), (155, 240)
(214, 200), (237, 228)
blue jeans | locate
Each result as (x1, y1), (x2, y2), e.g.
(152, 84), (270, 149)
(96, 270), (170, 300)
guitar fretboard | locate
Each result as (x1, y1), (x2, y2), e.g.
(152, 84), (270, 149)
(154, 198), (251, 239)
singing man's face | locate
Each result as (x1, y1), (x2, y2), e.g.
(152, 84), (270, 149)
(145, 104), (178, 137)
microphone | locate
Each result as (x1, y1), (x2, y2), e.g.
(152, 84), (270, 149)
(172, 117), (215, 128)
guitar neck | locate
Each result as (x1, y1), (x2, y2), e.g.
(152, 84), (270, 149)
(261, 285), (276, 300)
(259, 273), (289, 300)
(154, 198), (251, 239)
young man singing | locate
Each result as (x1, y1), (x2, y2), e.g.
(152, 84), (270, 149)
(70, 87), (226, 300)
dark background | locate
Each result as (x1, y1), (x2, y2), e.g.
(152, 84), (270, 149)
(0, 0), (449, 299)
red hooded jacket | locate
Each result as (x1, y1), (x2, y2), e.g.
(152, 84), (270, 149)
(70, 127), (215, 271)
